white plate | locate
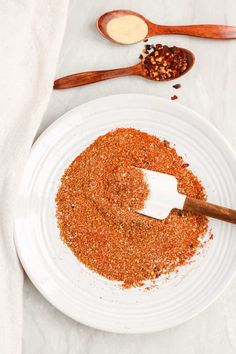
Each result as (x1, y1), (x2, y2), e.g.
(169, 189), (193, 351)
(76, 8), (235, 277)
(15, 94), (236, 333)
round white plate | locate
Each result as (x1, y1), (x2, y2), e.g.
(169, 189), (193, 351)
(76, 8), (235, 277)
(15, 94), (236, 333)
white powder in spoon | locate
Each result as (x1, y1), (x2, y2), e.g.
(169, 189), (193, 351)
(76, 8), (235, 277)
(106, 15), (148, 44)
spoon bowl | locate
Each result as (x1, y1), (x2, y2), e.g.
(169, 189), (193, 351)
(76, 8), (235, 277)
(97, 9), (150, 44)
(141, 47), (195, 82)
(97, 9), (236, 44)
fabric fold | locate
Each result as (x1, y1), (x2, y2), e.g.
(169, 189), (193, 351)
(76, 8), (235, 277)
(0, 1), (68, 353)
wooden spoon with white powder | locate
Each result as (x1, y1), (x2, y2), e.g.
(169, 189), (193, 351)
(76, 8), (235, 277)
(97, 9), (236, 44)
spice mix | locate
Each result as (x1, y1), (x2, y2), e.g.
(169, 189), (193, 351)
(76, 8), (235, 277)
(56, 128), (208, 288)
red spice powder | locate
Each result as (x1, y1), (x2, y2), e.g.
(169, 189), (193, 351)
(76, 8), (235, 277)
(56, 128), (208, 288)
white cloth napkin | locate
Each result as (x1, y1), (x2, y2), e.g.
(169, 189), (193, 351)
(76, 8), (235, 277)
(0, 1), (68, 353)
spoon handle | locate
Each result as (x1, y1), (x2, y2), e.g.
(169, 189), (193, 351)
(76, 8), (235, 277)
(183, 197), (236, 224)
(54, 65), (140, 89)
(151, 24), (236, 39)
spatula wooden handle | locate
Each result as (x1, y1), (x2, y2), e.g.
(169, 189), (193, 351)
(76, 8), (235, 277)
(183, 197), (236, 224)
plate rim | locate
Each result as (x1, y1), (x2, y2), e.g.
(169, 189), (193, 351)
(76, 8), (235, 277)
(15, 94), (236, 333)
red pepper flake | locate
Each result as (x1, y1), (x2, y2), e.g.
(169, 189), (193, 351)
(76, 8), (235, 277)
(56, 128), (209, 289)
(173, 83), (181, 89)
(163, 139), (170, 147)
(182, 163), (189, 168)
(141, 44), (191, 82)
(171, 95), (178, 100)
(145, 44), (151, 51)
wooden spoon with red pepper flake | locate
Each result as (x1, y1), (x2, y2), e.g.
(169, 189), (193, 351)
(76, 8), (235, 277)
(97, 9), (236, 44)
(54, 45), (194, 89)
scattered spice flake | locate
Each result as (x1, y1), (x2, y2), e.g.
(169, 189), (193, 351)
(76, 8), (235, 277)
(173, 83), (181, 89)
(182, 163), (189, 168)
(145, 44), (151, 51)
(56, 128), (208, 289)
(171, 95), (178, 100)
(143, 38), (148, 42)
(145, 283), (157, 291)
(163, 139), (170, 147)
(139, 54), (143, 60)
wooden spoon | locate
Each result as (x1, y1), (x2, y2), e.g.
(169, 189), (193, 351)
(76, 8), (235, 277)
(54, 47), (194, 89)
(97, 9), (236, 44)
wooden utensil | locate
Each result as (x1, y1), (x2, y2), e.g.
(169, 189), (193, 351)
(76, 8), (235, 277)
(54, 47), (194, 89)
(138, 169), (236, 224)
(97, 9), (236, 44)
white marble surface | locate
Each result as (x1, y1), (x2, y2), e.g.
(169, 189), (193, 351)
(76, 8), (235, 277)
(23, 0), (236, 353)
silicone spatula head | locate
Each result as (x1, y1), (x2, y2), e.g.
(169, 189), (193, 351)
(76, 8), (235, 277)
(137, 169), (186, 220)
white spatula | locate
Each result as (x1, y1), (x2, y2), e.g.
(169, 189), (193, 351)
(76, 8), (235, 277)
(138, 169), (236, 224)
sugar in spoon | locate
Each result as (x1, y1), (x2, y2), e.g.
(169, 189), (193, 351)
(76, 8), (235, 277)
(97, 9), (236, 44)
(54, 45), (194, 89)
